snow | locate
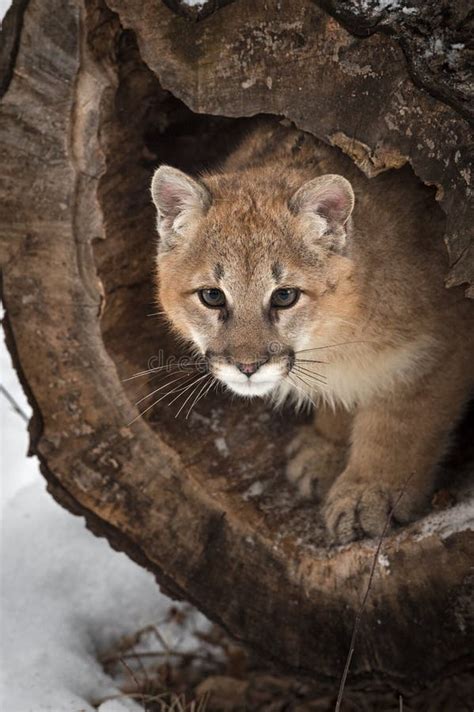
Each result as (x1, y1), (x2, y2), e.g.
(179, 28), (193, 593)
(214, 436), (229, 457)
(0, 0), (11, 23)
(1, 479), (212, 712)
(1, 320), (210, 711)
(377, 553), (390, 571)
(372, 0), (400, 9)
(242, 480), (264, 500)
(416, 496), (474, 540)
(356, 0), (417, 13)
(357, 0), (401, 11)
(241, 77), (257, 90)
(1, 334), (38, 505)
(447, 43), (465, 69)
(181, 0), (206, 7)
(1, 484), (160, 711)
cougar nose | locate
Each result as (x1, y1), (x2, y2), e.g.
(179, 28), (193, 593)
(236, 358), (268, 377)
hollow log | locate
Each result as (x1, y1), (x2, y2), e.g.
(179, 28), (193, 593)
(1, 0), (473, 699)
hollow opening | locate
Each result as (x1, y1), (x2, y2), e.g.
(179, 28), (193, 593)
(93, 26), (473, 550)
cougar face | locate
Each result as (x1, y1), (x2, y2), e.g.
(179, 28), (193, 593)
(151, 164), (356, 399)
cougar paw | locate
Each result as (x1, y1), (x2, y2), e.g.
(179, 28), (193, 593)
(285, 427), (346, 500)
(324, 473), (421, 544)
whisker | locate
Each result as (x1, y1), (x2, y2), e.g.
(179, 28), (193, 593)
(294, 362), (327, 377)
(293, 365), (327, 384)
(123, 365), (184, 382)
(167, 372), (210, 409)
(286, 374), (317, 409)
(135, 372), (195, 407)
(291, 371), (314, 391)
(291, 369), (324, 394)
(294, 358), (328, 365)
(295, 340), (371, 354)
(293, 371), (327, 387)
(173, 373), (212, 418)
(123, 362), (201, 382)
(127, 376), (202, 426)
(128, 371), (194, 405)
(185, 376), (215, 419)
(180, 377), (211, 420)
(131, 368), (188, 402)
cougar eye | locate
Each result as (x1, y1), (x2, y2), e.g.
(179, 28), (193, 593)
(199, 288), (226, 308)
(270, 288), (300, 309)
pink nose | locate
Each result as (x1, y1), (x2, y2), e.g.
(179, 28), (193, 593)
(236, 362), (261, 377)
(235, 359), (268, 378)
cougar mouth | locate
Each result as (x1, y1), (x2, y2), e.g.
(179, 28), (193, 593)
(211, 360), (288, 398)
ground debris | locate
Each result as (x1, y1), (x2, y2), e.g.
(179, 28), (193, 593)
(97, 604), (474, 711)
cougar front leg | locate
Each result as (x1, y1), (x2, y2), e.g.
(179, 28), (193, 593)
(286, 406), (352, 499)
(324, 363), (469, 543)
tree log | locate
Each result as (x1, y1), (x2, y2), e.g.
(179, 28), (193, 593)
(1, 0), (473, 697)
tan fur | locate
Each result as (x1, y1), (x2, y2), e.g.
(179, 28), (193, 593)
(151, 121), (474, 543)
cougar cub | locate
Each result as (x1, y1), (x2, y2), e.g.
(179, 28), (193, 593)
(150, 122), (473, 543)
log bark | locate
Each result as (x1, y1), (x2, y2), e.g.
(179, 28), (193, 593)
(1, 0), (473, 697)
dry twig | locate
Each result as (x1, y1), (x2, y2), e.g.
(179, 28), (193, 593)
(335, 474), (414, 711)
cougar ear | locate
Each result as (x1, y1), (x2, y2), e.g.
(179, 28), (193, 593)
(289, 174), (355, 250)
(151, 165), (211, 251)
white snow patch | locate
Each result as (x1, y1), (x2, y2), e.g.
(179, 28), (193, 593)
(1, 315), (38, 506)
(241, 77), (257, 89)
(416, 497), (474, 541)
(97, 701), (141, 712)
(425, 36), (445, 58)
(1, 481), (213, 712)
(357, 0), (401, 11)
(1, 483), (165, 711)
(447, 43), (465, 69)
(242, 480), (265, 500)
(214, 436), (229, 457)
(374, 0), (400, 9)
(0, 0), (12, 22)
(357, 0), (420, 13)
(377, 553), (390, 572)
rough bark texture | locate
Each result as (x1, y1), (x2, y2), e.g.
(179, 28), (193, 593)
(1, 0), (473, 698)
